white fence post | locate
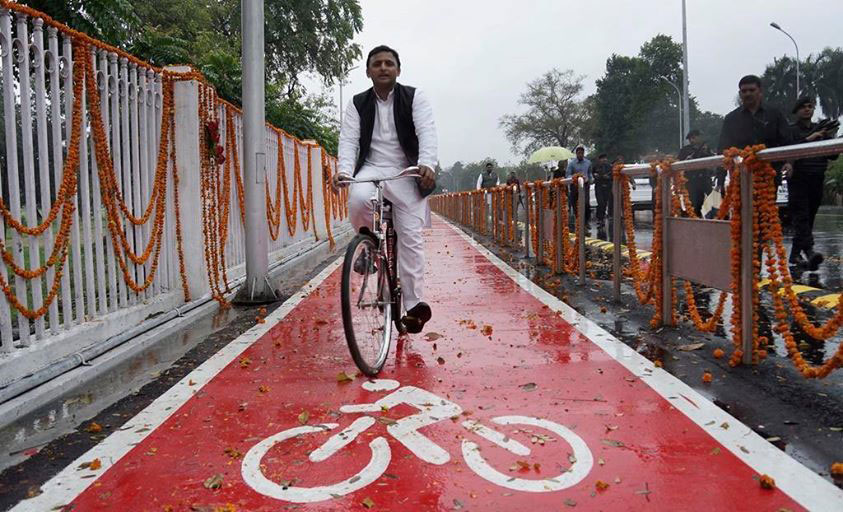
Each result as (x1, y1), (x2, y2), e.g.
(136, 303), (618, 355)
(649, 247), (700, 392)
(169, 66), (209, 300)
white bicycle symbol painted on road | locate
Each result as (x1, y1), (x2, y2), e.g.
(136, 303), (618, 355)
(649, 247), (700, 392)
(241, 379), (593, 503)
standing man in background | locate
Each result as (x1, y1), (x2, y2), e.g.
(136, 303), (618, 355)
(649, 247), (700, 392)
(476, 162), (499, 190)
(566, 144), (593, 223)
(787, 96), (839, 269)
(678, 129), (714, 217)
(592, 153), (613, 223)
(717, 75), (792, 190)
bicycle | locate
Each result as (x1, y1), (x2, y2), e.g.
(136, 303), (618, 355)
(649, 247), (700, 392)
(334, 167), (422, 377)
(241, 379), (594, 503)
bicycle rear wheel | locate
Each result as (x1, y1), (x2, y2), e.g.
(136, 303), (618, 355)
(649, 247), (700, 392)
(341, 234), (392, 376)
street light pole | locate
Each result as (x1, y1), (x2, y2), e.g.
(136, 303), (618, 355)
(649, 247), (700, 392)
(770, 22), (800, 98)
(660, 76), (684, 150)
(235, 0), (275, 304)
(681, 0), (691, 135)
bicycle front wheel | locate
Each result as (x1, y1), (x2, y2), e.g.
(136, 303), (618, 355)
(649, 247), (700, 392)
(341, 234), (392, 376)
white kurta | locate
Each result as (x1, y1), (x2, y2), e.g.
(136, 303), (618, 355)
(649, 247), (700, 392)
(337, 87), (438, 311)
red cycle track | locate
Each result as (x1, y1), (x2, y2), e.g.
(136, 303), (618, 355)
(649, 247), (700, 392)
(14, 217), (842, 512)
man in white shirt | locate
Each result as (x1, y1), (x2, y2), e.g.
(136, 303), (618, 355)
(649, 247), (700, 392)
(333, 45), (438, 333)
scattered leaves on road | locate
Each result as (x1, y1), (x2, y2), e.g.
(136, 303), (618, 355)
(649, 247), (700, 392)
(759, 474), (776, 489)
(677, 343), (705, 351)
(361, 497), (375, 509)
(336, 371), (355, 383)
(424, 332), (442, 341)
(85, 422), (102, 433)
(595, 480), (610, 492)
(298, 410), (310, 425)
(203, 473), (224, 489)
(520, 382), (537, 392)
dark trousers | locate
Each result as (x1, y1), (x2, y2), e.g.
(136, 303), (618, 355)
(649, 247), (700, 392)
(569, 183), (591, 222)
(595, 184), (613, 221)
(686, 176), (713, 217)
(788, 172), (825, 253)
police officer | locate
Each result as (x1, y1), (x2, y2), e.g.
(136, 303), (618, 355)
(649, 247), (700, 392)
(787, 96), (839, 269)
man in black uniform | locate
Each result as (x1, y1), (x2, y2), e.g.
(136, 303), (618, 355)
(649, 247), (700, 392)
(787, 96), (839, 269)
(678, 129), (714, 217)
(717, 75), (792, 189)
(592, 153), (614, 222)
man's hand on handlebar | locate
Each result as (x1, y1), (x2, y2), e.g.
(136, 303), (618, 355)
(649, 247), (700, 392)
(332, 172), (352, 192)
(418, 165), (435, 190)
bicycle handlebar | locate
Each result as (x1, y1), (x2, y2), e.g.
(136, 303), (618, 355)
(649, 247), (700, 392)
(335, 166), (423, 186)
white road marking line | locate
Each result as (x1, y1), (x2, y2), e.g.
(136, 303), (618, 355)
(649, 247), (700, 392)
(441, 215), (843, 510)
(12, 258), (343, 512)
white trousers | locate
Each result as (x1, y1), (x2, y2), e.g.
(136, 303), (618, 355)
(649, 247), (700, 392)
(348, 165), (430, 312)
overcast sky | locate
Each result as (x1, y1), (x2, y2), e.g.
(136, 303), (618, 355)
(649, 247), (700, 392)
(307, 0), (843, 168)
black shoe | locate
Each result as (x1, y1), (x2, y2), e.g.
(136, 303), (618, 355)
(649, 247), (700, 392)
(402, 302), (432, 334)
(353, 251), (377, 275)
(804, 250), (824, 272)
(789, 247), (807, 267)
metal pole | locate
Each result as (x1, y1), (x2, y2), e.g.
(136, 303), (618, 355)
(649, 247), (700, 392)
(555, 182), (563, 272)
(681, 0), (691, 135)
(660, 77), (684, 149)
(770, 22), (800, 97)
(739, 159), (754, 364)
(536, 186), (545, 266)
(612, 175), (622, 302)
(578, 177), (586, 285)
(524, 186), (532, 258)
(660, 168), (672, 325)
(235, 0), (274, 303)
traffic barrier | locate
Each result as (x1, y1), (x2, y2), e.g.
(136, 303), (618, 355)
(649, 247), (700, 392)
(433, 138), (843, 377)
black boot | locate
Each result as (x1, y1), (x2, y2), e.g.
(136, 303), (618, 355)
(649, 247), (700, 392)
(803, 249), (824, 272)
(789, 246), (806, 267)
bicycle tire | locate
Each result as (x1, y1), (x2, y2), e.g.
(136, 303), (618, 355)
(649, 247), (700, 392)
(341, 233), (392, 376)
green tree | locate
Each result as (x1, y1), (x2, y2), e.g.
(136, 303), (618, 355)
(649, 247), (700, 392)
(589, 34), (723, 161)
(499, 69), (588, 157)
(761, 48), (843, 120)
(814, 48), (843, 119)
(22, 0), (140, 47)
(21, 0), (362, 153)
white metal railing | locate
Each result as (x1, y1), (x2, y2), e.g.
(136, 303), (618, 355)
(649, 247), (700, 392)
(0, 11), (172, 348)
(0, 6), (349, 381)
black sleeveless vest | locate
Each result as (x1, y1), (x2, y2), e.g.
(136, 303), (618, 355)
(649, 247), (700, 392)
(353, 83), (434, 196)
(353, 83), (419, 173)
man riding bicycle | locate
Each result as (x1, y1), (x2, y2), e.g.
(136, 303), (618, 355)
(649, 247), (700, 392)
(333, 45), (438, 334)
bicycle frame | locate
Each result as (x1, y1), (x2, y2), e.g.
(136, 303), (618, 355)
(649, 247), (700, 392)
(337, 167), (423, 306)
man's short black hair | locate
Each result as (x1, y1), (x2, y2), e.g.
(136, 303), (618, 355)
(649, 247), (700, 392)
(485, 162), (493, 168)
(686, 129), (701, 140)
(598, 153), (608, 159)
(367, 45), (401, 69)
(792, 96), (815, 114)
(738, 75), (762, 88)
